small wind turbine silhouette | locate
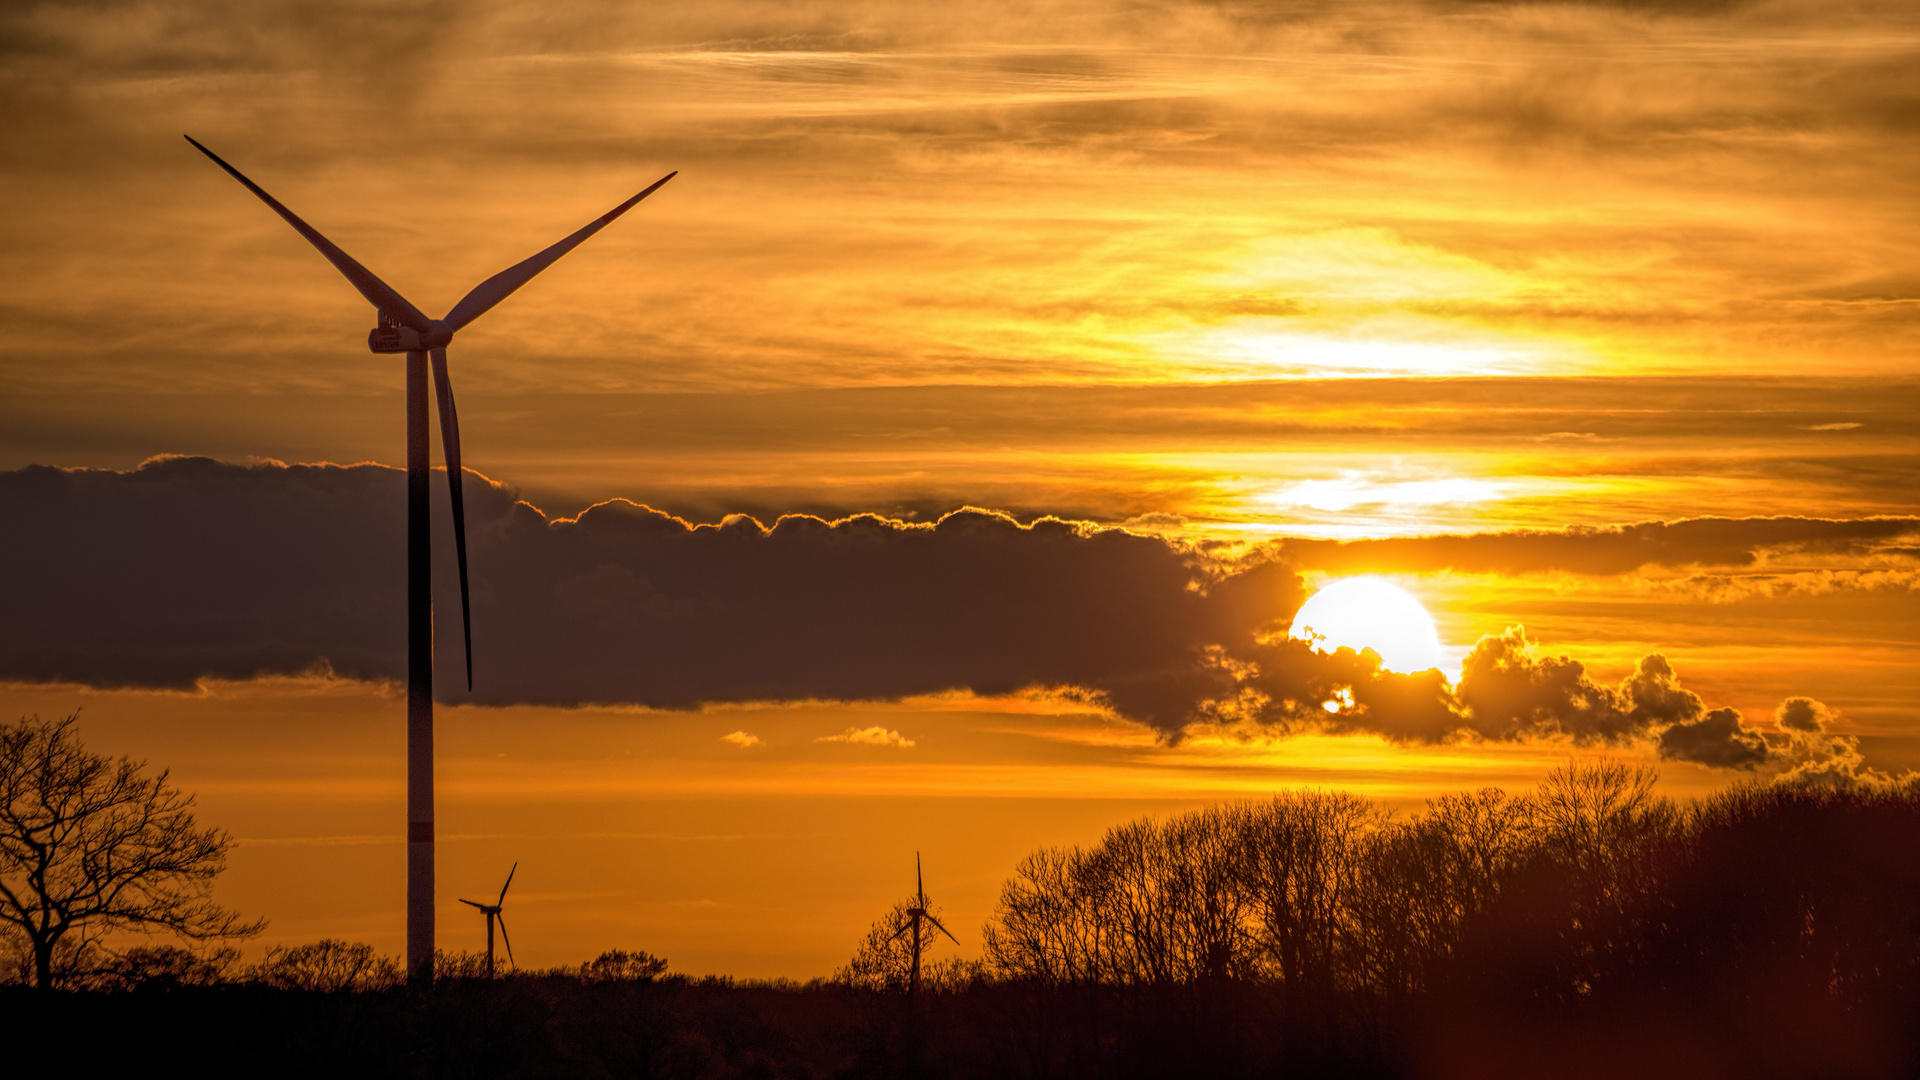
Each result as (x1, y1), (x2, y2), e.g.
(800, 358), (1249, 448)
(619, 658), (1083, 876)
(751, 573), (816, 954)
(186, 137), (674, 983)
(888, 852), (959, 999)
(460, 863), (517, 979)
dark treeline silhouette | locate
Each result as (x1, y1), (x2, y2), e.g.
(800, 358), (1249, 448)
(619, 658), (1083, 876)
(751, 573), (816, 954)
(974, 763), (1920, 1078)
(6, 764), (1918, 1079)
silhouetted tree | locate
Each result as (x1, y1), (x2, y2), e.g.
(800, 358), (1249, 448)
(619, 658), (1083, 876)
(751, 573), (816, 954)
(98, 943), (240, 990)
(0, 713), (261, 989)
(1422, 787), (1533, 924)
(251, 939), (401, 991)
(1660, 780), (1920, 1075)
(1521, 761), (1681, 1000)
(984, 846), (1109, 986)
(433, 948), (495, 980)
(1235, 790), (1375, 1058)
(579, 948), (669, 982)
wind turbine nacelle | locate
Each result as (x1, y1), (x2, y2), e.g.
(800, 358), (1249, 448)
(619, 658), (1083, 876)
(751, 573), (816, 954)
(369, 324), (423, 353)
(369, 321), (455, 353)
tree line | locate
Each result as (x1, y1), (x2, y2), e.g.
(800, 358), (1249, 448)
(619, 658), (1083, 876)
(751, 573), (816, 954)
(843, 764), (1920, 1078)
(7, 707), (1920, 1077)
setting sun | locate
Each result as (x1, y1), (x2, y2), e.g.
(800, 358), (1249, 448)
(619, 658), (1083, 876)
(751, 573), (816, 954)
(1289, 577), (1444, 674)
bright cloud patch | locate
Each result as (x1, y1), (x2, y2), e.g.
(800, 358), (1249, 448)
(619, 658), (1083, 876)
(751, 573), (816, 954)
(817, 726), (916, 748)
(1260, 475), (1502, 513)
(721, 730), (763, 748)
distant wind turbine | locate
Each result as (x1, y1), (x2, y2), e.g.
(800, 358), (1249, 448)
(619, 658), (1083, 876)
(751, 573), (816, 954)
(889, 852), (959, 999)
(186, 136), (675, 983)
(460, 863), (518, 979)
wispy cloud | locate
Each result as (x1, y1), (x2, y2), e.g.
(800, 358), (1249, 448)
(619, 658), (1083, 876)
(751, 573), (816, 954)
(721, 730), (764, 747)
(2, 0), (1915, 395)
(816, 726), (916, 748)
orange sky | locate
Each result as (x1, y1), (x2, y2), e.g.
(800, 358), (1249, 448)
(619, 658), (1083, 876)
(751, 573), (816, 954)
(1, 0), (1916, 976)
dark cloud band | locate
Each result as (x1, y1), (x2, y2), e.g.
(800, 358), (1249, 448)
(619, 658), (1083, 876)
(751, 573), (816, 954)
(0, 457), (1873, 776)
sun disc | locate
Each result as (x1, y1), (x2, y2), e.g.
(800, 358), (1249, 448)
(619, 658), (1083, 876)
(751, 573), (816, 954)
(1289, 577), (1443, 674)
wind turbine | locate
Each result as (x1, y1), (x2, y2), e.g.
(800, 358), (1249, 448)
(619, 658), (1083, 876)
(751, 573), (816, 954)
(460, 863), (518, 979)
(186, 136), (674, 983)
(888, 852), (959, 999)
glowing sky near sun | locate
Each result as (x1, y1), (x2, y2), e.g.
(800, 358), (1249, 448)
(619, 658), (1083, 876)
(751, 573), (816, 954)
(1, 0), (1916, 976)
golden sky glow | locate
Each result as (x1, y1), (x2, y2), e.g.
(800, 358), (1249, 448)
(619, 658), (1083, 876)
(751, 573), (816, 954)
(1, 0), (1916, 976)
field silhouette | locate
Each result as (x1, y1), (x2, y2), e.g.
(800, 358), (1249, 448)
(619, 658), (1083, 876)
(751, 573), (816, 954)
(6, 763), (1918, 1079)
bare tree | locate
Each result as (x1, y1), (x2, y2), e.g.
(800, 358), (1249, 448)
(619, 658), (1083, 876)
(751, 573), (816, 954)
(99, 944), (241, 990)
(1236, 790), (1377, 1043)
(578, 948), (669, 983)
(1423, 787), (1534, 921)
(0, 713), (262, 989)
(251, 939), (401, 991)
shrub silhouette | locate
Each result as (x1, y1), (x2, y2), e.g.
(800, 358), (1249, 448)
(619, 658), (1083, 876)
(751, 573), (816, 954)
(251, 939), (401, 991)
(100, 945), (241, 991)
(579, 948), (669, 983)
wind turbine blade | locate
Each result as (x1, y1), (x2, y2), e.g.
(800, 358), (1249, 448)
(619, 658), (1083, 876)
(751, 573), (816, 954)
(917, 853), (925, 909)
(926, 913), (961, 947)
(441, 171), (677, 332)
(888, 921), (913, 943)
(498, 861), (517, 907)
(458, 898), (486, 909)
(430, 347), (473, 691)
(497, 915), (516, 968)
(183, 136), (432, 332)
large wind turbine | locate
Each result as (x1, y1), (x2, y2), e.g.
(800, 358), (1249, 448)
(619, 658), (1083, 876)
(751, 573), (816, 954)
(889, 852), (959, 999)
(187, 137), (674, 983)
(460, 863), (518, 979)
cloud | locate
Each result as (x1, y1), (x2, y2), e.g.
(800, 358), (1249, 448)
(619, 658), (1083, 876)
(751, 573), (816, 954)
(0, 457), (1874, 771)
(720, 730), (763, 748)
(0, 457), (1267, 736)
(1620, 654), (1705, 729)
(1657, 707), (1771, 769)
(1454, 628), (1636, 742)
(1638, 569), (1920, 603)
(815, 726), (915, 748)
(1746, 697), (1894, 788)
(6, 0), (1920, 399)
(1225, 625), (1841, 775)
(1775, 696), (1830, 733)
(1629, 689), (1887, 779)
(1281, 517), (1920, 576)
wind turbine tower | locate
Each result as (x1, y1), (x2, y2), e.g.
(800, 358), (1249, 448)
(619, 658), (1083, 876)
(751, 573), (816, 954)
(188, 137), (674, 982)
(889, 852), (959, 999)
(460, 863), (518, 978)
